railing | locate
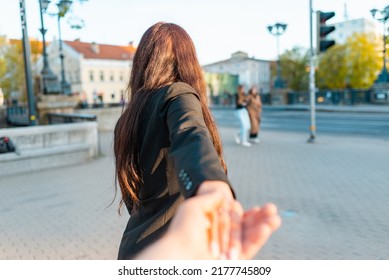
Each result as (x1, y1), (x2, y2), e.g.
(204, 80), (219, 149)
(47, 113), (97, 124)
(287, 89), (372, 105)
(6, 106), (29, 126)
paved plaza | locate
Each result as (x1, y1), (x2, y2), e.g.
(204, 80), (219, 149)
(1, 125), (389, 259)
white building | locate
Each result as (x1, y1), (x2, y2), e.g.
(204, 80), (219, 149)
(328, 18), (380, 44)
(36, 39), (135, 104)
(202, 51), (272, 94)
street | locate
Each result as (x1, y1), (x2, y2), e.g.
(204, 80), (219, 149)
(212, 107), (389, 138)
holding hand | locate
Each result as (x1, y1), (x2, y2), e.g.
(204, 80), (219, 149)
(135, 186), (281, 260)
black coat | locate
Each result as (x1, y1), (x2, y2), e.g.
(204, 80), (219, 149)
(117, 82), (232, 259)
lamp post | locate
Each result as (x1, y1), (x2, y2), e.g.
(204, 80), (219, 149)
(371, 5), (389, 83)
(19, 0), (37, 125)
(39, 0), (60, 94)
(267, 22), (287, 88)
(57, 0), (72, 95)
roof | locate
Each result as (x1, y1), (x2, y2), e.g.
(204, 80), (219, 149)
(64, 40), (136, 60)
(203, 51), (272, 67)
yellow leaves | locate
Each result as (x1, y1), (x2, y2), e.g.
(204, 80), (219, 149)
(317, 32), (382, 90)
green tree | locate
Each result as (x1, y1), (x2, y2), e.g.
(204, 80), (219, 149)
(317, 32), (381, 90)
(346, 32), (381, 88)
(279, 46), (310, 91)
(316, 44), (348, 89)
(0, 38), (42, 102)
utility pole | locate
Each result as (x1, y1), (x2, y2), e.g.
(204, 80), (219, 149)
(308, 0), (316, 142)
(19, 0), (37, 125)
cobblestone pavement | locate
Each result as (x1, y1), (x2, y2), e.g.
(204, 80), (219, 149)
(1, 127), (389, 259)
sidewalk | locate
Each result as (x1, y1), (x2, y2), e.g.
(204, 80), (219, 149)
(1, 127), (389, 259)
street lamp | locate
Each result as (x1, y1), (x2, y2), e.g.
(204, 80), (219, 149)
(56, 0), (73, 95)
(371, 5), (389, 83)
(267, 22), (287, 88)
(39, 0), (60, 94)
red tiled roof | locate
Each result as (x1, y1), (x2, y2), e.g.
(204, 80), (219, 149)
(64, 40), (135, 60)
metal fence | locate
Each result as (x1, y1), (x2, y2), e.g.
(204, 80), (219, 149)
(287, 89), (371, 105)
(47, 113), (97, 124)
(6, 106), (29, 126)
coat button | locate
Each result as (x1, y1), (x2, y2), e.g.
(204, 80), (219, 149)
(185, 181), (193, 190)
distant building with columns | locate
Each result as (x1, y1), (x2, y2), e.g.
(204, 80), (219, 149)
(202, 51), (272, 95)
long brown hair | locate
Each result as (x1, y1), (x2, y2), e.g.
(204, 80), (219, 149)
(114, 22), (227, 210)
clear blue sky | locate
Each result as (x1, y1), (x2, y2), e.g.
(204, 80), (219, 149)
(1, 0), (388, 64)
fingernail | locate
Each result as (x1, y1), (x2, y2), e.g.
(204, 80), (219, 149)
(211, 241), (220, 259)
(229, 248), (239, 260)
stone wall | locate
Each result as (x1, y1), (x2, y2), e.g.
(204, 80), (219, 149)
(0, 122), (99, 176)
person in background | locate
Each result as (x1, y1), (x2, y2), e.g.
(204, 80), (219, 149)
(234, 85), (252, 147)
(135, 191), (281, 260)
(246, 85), (262, 144)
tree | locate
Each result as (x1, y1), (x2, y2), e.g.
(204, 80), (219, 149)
(0, 38), (42, 102)
(316, 44), (348, 89)
(279, 46), (310, 91)
(346, 32), (381, 88)
(317, 32), (381, 90)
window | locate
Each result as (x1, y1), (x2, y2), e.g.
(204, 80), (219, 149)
(100, 71), (104, 82)
(110, 72), (114, 82)
(89, 71), (94, 82)
(120, 72), (124, 82)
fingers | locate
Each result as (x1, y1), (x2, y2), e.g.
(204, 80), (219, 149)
(240, 203), (281, 260)
(244, 203), (281, 232)
(186, 191), (228, 259)
(209, 208), (220, 259)
(228, 201), (243, 260)
(218, 206), (231, 259)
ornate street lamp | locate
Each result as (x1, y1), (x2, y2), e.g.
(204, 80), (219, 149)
(371, 5), (389, 83)
(39, 0), (60, 94)
(267, 22), (287, 88)
(56, 0), (73, 95)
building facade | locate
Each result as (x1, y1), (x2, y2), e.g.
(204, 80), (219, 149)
(328, 18), (380, 44)
(202, 51), (272, 95)
(36, 39), (135, 104)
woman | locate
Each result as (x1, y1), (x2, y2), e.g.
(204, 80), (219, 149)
(114, 22), (235, 259)
(246, 86), (262, 144)
(234, 85), (252, 147)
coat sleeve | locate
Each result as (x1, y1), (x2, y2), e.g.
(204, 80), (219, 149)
(161, 84), (232, 198)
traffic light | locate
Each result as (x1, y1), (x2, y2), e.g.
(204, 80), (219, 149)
(316, 11), (336, 54)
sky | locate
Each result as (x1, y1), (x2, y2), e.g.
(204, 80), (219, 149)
(1, 0), (388, 65)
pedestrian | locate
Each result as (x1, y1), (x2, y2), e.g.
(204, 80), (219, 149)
(234, 85), (252, 147)
(114, 22), (237, 259)
(246, 85), (262, 144)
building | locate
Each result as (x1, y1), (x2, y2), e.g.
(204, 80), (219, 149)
(204, 72), (239, 106)
(36, 39), (135, 104)
(202, 51), (272, 95)
(328, 18), (380, 44)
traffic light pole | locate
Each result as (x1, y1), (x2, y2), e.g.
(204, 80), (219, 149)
(308, 0), (316, 143)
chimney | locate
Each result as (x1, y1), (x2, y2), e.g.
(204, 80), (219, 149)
(129, 41), (134, 47)
(91, 42), (100, 54)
